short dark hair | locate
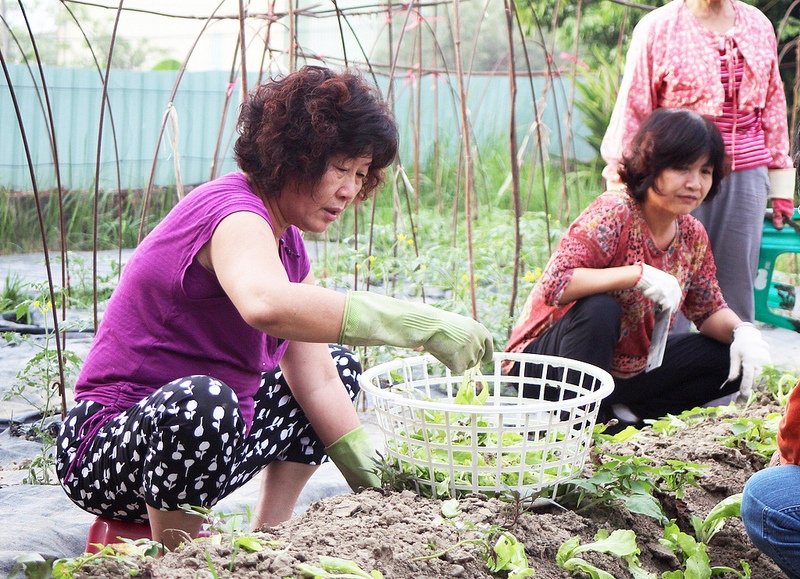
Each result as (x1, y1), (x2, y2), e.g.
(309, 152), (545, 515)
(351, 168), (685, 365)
(234, 66), (398, 200)
(619, 108), (728, 202)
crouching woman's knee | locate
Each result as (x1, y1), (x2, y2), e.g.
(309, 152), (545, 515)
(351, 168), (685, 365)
(742, 465), (800, 578)
(160, 375), (246, 440)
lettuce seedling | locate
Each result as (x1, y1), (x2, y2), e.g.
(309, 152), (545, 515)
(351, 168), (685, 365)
(487, 532), (534, 578)
(557, 529), (647, 579)
(297, 556), (383, 578)
(689, 493), (742, 544)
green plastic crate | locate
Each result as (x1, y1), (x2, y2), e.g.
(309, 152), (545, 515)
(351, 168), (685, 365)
(754, 209), (800, 332)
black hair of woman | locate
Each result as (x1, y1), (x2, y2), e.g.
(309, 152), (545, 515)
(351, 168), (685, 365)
(619, 108), (729, 203)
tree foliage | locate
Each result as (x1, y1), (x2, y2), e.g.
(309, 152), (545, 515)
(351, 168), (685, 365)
(1, 1), (167, 70)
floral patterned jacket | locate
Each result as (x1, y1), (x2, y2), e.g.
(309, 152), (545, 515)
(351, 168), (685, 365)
(505, 191), (727, 377)
(601, 0), (792, 185)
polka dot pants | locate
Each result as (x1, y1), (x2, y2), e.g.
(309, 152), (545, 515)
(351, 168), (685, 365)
(55, 345), (361, 522)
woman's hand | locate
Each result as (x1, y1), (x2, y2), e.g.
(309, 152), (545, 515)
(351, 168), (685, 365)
(325, 426), (381, 491)
(339, 291), (494, 373)
(728, 323), (771, 403)
(635, 264), (682, 312)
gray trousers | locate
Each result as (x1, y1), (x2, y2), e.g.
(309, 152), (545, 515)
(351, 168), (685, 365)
(679, 166), (769, 328)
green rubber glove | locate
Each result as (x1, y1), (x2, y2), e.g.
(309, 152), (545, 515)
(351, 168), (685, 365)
(325, 425), (381, 491)
(338, 290), (494, 374)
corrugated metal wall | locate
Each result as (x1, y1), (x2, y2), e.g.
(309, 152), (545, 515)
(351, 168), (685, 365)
(0, 64), (591, 192)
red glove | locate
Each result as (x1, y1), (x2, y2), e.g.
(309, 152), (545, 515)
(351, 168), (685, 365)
(771, 198), (795, 230)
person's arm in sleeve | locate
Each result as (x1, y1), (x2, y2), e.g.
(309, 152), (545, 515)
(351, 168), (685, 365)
(759, 25), (796, 228)
(761, 28), (793, 171)
(209, 212), (491, 373)
(537, 198), (648, 306)
(600, 16), (659, 190)
(777, 382), (800, 465)
(277, 326), (379, 490)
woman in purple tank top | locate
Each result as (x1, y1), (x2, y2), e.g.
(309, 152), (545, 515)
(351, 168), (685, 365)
(56, 66), (493, 551)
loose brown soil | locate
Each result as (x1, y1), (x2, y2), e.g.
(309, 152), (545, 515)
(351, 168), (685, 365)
(78, 397), (787, 578)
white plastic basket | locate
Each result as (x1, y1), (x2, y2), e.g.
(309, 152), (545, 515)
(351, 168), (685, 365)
(359, 353), (614, 501)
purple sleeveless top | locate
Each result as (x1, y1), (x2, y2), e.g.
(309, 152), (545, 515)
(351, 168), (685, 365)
(74, 172), (310, 431)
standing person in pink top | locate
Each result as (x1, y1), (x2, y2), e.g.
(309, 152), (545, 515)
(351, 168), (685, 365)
(55, 66), (493, 551)
(601, 0), (796, 326)
(506, 109), (770, 431)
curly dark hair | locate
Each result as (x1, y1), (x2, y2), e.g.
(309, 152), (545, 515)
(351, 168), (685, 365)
(619, 108), (729, 203)
(234, 66), (398, 200)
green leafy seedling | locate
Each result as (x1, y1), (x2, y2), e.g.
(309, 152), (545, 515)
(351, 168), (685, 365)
(759, 366), (800, 407)
(555, 454), (667, 522)
(9, 552), (50, 579)
(557, 529), (646, 579)
(689, 493), (742, 544)
(720, 415), (781, 462)
(660, 521), (751, 578)
(441, 498), (460, 519)
(297, 555), (383, 578)
(487, 532), (534, 578)
(50, 539), (156, 578)
(656, 459), (707, 500)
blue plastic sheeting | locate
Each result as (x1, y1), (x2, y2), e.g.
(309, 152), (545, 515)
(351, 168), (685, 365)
(0, 64), (593, 192)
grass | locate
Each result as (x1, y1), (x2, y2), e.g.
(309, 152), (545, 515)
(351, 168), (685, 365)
(0, 186), (177, 255)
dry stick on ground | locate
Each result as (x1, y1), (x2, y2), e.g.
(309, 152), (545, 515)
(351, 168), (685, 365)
(17, 2), (70, 417)
(0, 50), (68, 418)
(504, 0), (523, 327)
(140, 0), (225, 242)
(511, 3), (552, 254)
(452, 0), (479, 320)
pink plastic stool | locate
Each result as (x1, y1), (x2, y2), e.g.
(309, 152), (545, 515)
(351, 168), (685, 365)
(85, 516), (151, 553)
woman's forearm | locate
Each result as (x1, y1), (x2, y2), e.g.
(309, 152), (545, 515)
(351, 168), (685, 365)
(558, 265), (642, 305)
(697, 307), (740, 344)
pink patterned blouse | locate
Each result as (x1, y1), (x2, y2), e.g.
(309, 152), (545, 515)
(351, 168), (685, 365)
(601, 0), (792, 185)
(505, 191), (727, 378)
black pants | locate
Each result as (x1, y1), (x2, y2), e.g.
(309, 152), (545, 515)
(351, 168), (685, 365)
(520, 295), (739, 420)
(56, 345), (361, 522)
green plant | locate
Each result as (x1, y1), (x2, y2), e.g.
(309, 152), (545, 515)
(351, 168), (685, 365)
(0, 272), (29, 313)
(572, 46), (624, 158)
(556, 529), (649, 579)
(48, 538), (159, 578)
(57, 252), (119, 309)
(645, 406), (731, 436)
(653, 460), (706, 501)
(554, 454), (668, 522)
(187, 505), (282, 572)
(486, 532), (535, 578)
(0, 187), (177, 254)
(689, 493), (742, 545)
(759, 366), (800, 407)
(719, 414), (782, 462)
(558, 479), (747, 578)
(297, 556), (384, 578)
(203, 550), (220, 579)
(8, 552), (50, 579)
(660, 521), (752, 579)
(22, 425), (58, 485)
(2, 298), (82, 422)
